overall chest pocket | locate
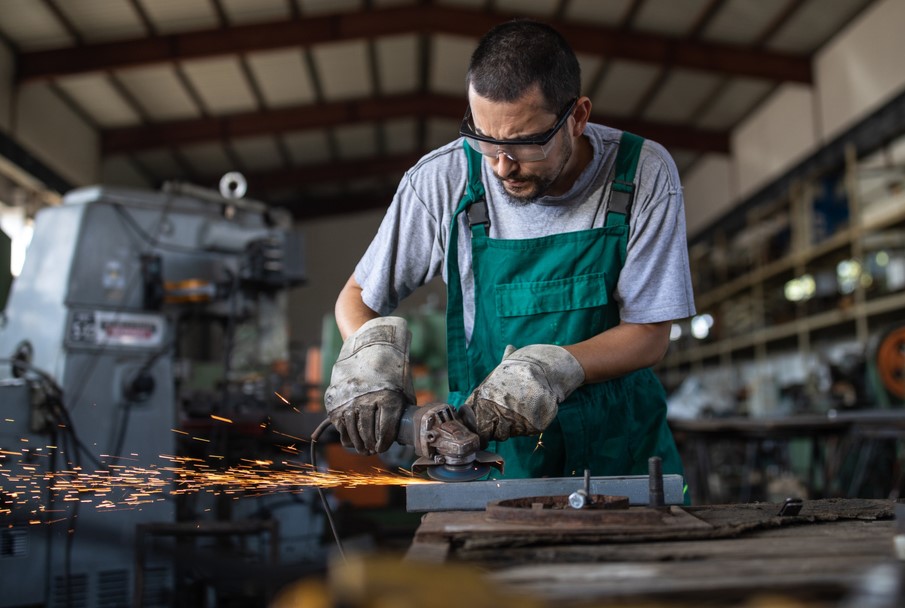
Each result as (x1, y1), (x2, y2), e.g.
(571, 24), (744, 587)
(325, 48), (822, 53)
(494, 272), (611, 347)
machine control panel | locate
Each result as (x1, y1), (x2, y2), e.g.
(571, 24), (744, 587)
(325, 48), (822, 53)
(66, 310), (166, 349)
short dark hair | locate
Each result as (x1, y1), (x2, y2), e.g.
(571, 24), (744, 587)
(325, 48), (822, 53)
(466, 19), (581, 114)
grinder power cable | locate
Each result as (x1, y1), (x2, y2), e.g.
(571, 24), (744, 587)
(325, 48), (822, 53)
(309, 402), (504, 559)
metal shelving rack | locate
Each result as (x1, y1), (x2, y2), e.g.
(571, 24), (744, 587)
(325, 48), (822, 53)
(661, 144), (905, 394)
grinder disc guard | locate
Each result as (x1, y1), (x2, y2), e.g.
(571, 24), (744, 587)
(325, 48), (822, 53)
(400, 403), (504, 482)
(412, 449), (504, 482)
(426, 461), (492, 482)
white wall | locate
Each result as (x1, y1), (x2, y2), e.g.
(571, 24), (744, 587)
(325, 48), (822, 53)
(816, 0), (905, 140)
(683, 155), (732, 236)
(13, 82), (99, 187)
(0, 42), (12, 132)
(732, 83), (818, 202)
(1, 37), (99, 189)
(683, 0), (905, 239)
(288, 208), (446, 347)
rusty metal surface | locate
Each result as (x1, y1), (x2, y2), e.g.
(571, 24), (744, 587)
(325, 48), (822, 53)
(411, 505), (714, 548)
(485, 494), (672, 527)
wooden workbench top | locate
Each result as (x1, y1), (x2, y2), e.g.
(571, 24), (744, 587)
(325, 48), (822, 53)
(406, 498), (900, 606)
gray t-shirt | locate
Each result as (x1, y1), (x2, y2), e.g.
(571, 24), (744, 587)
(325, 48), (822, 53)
(354, 123), (696, 341)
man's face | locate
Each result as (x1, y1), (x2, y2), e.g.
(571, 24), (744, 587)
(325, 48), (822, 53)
(467, 87), (575, 203)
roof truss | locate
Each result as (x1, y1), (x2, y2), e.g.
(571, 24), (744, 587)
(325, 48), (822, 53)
(102, 92), (729, 156)
(17, 5), (811, 84)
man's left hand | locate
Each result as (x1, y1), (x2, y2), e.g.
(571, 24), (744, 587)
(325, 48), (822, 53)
(458, 344), (585, 445)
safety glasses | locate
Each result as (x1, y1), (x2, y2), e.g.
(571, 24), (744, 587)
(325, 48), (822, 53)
(460, 97), (577, 162)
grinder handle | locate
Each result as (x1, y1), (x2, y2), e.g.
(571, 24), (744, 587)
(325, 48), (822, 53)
(395, 404), (420, 447)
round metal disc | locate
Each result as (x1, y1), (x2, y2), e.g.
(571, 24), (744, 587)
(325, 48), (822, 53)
(426, 462), (491, 482)
(877, 325), (905, 399)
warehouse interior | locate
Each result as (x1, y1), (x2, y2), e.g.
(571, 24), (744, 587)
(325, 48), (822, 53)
(0, 0), (904, 606)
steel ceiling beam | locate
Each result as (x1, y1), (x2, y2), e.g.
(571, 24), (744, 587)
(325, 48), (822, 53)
(17, 5), (811, 84)
(244, 153), (421, 190)
(274, 189), (398, 221)
(101, 93), (462, 153)
(102, 93), (729, 155)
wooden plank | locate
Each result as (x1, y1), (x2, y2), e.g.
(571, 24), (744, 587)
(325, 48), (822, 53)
(405, 540), (451, 564)
(486, 554), (888, 602)
(454, 521), (895, 565)
(407, 499), (898, 604)
(414, 507), (713, 544)
(414, 499), (894, 549)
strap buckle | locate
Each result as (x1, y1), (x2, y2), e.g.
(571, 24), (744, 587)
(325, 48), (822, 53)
(467, 199), (490, 228)
(609, 180), (635, 216)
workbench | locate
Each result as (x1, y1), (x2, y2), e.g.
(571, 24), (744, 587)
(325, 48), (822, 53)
(670, 411), (905, 503)
(405, 498), (901, 606)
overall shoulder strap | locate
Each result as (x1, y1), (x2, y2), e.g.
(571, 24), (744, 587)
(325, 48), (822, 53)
(605, 131), (645, 228)
(445, 140), (487, 393)
(463, 140), (490, 236)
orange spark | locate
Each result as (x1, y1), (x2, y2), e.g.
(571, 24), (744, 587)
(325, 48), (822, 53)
(2, 448), (435, 523)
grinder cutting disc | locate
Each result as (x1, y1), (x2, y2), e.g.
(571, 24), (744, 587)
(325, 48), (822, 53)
(426, 461), (492, 482)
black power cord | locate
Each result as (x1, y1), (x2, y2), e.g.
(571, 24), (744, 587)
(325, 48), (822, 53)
(2, 357), (88, 607)
(309, 418), (346, 563)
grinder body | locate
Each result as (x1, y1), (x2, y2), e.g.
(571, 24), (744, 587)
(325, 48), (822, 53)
(395, 403), (503, 482)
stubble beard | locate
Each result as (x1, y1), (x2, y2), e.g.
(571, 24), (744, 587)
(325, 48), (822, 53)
(495, 135), (572, 206)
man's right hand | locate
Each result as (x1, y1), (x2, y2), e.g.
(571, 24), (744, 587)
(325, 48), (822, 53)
(323, 316), (414, 454)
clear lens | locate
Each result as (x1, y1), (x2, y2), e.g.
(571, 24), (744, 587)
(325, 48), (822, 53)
(460, 97), (576, 163)
(464, 137), (551, 162)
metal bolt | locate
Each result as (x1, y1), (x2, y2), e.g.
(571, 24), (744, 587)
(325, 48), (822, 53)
(568, 490), (588, 509)
(569, 469), (592, 509)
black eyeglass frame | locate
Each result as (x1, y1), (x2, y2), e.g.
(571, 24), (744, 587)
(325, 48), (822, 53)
(458, 97), (579, 148)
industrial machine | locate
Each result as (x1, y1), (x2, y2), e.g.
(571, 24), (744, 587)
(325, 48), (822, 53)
(0, 180), (314, 607)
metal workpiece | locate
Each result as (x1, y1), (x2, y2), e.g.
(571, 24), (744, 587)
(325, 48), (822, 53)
(405, 474), (685, 512)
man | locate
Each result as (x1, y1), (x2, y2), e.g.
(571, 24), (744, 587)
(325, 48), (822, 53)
(324, 19), (695, 480)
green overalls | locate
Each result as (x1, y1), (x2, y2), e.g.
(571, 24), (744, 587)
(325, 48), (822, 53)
(445, 132), (685, 481)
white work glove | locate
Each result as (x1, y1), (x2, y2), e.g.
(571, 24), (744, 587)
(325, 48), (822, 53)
(324, 317), (414, 455)
(458, 344), (585, 446)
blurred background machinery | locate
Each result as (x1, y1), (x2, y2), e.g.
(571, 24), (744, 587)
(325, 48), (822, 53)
(0, 179), (326, 607)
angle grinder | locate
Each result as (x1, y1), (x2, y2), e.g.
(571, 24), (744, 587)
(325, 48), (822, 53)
(396, 402), (504, 482)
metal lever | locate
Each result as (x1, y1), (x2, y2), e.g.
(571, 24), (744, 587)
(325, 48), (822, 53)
(648, 456), (665, 508)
